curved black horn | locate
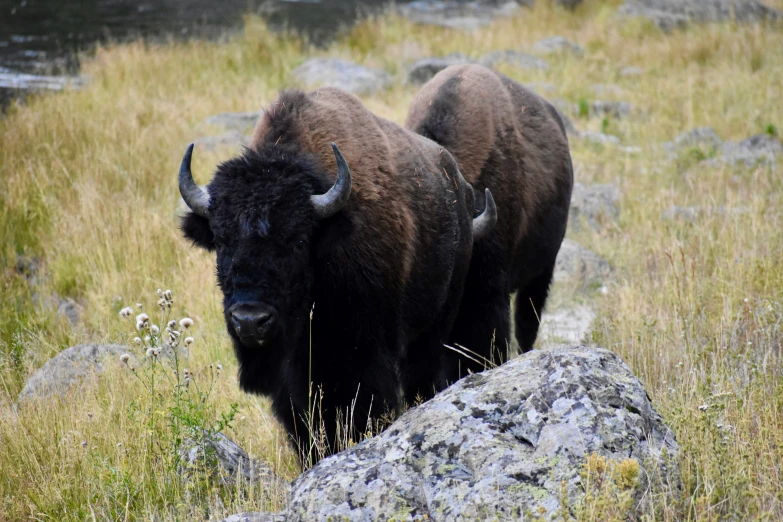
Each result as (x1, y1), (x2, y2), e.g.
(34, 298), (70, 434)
(472, 188), (497, 240)
(178, 143), (210, 218)
(311, 143), (353, 220)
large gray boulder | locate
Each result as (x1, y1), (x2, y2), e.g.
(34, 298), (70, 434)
(705, 134), (783, 168)
(18, 344), (130, 402)
(533, 35), (584, 56)
(292, 58), (391, 95)
(399, 1), (524, 31)
(285, 346), (679, 521)
(619, 0), (781, 31)
(568, 182), (621, 231)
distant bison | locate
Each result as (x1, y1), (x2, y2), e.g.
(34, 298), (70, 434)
(406, 64), (573, 372)
(178, 87), (495, 459)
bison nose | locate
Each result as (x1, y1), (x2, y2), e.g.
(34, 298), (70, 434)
(228, 303), (276, 342)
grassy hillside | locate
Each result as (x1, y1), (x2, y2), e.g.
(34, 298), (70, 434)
(1, 0), (783, 519)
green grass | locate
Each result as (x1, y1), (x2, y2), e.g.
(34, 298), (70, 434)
(1, 0), (783, 519)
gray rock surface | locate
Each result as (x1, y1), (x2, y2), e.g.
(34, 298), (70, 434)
(581, 130), (621, 145)
(204, 111), (262, 134)
(555, 0), (584, 9)
(533, 35), (585, 56)
(705, 134), (783, 167)
(292, 58), (391, 95)
(554, 239), (614, 286)
(569, 182), (621, 231)
(285, 346), (679, 521)
(539, 305), (597, 344)
(399, 1), (524, 31)
(480, 50), (550, 71)
(219, 514), (286, 522)
(591, 100), (632, 119)
(179, 431), (289, 492)
(407, 53), (473, 85)
(57, 298), (82, 326)
(18, 344), (130, 402)
(619, 0), (781, 31)
(194, 132), (250, 152)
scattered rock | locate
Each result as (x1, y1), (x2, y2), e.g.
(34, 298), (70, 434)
(399, 1), (524, 31)
(14, 255), (40, 286)
(480, 50), (550, 71)
(292, 58), (391, 95)
(554, 239), (614, 286)
(619, 0), (781, 31)
(18, 344), (130, 402)
(203, 111), (262, 134)
(218, 514), (285, 522)
(0, 71), (86, 92)
(57, 298), (81, 326)
(555, 0), (584, 8)
(194, 132), (250, 152)
(407, 53), (473, 85)
(569, 182), (621, 231)
(539, 305), (597, 344)
(591, 100), (632, 119)
(533, 36), (584, 56)
(590, 83), (626, 97)
(285, 346), (680, 521)
(705, 134), (783, 167)
(581, 130), (621, 146)
(675, 126), (723, 148)
(178, 431), (289, 492)
(619, 66), (645, 76)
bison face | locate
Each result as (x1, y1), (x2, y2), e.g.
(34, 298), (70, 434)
(178, 142), (352, 393)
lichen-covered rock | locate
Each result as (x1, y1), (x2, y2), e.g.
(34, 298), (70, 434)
(533, 35), (584, 56)
(286, 346), (679, 521)
(18, 344), (130, 402)
(569, 182), (621, 231)
(581, 130), (621, 146)
(539, 305), (597, 344)
(554, 239), (614, 286)
(399, 1), (524, 31)
(178, 431), (289, 493)
(292, 58), (391, 95)
(618, 0), (781, 31)
(407, 53), (473, 85)
(704, 134), (783, 167)
(591, 100), (632, 118)
(219, 514), (285, 522)
(204, 111), (262, 134)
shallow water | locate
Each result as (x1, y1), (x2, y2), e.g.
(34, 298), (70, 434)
(0, 0), (396, 105)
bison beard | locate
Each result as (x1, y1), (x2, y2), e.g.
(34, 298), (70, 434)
(405, 64), (574, 373)
(178, 87), (495, 463)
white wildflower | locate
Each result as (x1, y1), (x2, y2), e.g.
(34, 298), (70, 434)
(164, 289), (172, 301)
(136, 321), (146, 331)
(150, 324), (160, 335)
(744, 298), (749, 303)
(168, 320), (177, 328)
(136, 302), (143, 309)
(145, 348), (155, 358)
(81, 441), (87, 448)
(152, 348), (160, 357)
(157, 288), (163, 296)
(136, 313), (149, 324)
(184, 336), (194, 346)
(216, 364), (223, 371)
(180, 318), (194, 329)
(119, 307), (133, 318)
(120, 353), (131, 364)
(183, 368), (190, 376)
(133, 337), (142, 344)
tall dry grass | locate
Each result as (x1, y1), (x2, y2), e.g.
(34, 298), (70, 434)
(1, 0), (782, 518)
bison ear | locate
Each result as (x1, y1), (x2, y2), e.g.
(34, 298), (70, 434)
(180, 211), (215, 251)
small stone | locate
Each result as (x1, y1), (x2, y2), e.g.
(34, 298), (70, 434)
(569, 182), (621, 231)
(533, 36), (584, 56)
(407, 53), (473, 85)
(18, 344), (131, 402)
(293, 58), (391, 95)
(203, 112), (262, 134)
(674, 127), (722, 148)
(57, 298), (81, 326)
(554, 239), (614, 286)
(591, 100), (632, 119)
(581, 130), (621, 146)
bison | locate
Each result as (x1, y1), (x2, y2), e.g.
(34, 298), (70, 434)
(178, 87), (496, 460)
(405, 64), (573, 374)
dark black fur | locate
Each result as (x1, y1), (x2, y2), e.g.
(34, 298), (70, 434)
(180, 88), (475, 462)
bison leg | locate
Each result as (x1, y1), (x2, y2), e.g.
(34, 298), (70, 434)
(513, 265), (555, 352)
(445, 273), (511, 381)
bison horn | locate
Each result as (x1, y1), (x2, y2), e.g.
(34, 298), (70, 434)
(311, 143), (353, 220)
(178, 143), (210, 218)
(472, 188), (497, 240)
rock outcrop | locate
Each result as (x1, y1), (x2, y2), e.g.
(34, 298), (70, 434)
(619, 0), (781, 31)
(292, 58), (391, 95)
(568, 182), (621, 232)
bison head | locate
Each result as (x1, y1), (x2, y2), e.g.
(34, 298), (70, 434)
(178, 142), (352, 393)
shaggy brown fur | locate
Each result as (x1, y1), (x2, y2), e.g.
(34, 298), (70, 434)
(181, 87), (477, 458)
(405, 64), (573, 371)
